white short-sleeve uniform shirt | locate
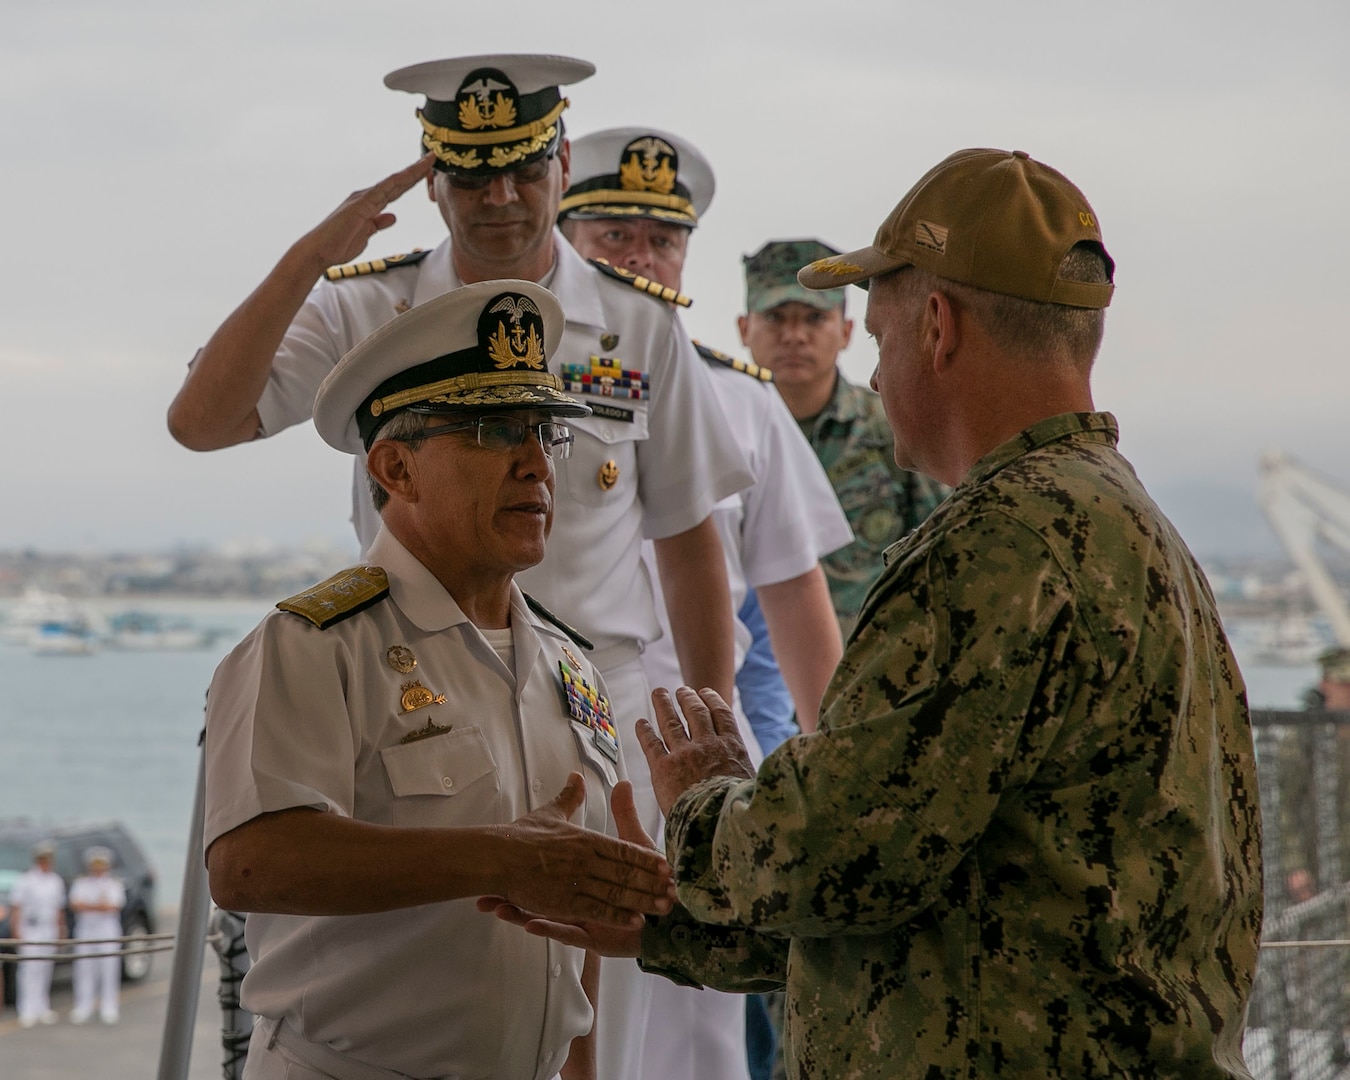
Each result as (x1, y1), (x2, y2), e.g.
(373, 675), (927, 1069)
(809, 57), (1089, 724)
(248, 231), (752, 657)
(203, 528), (620, 1080)
(640, 357), (853, 763)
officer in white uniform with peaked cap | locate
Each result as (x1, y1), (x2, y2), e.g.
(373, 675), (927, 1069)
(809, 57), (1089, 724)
(559, 127), (851, 1080)
(202, 280), (677, 1080)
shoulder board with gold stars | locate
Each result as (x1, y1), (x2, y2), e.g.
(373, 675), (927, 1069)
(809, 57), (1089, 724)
(277, 566), (390, 629)
(524, 593), (595, 652)
(588, 258), (692, 308)
(324, 249), (431, 282)
(693, 341), (773, 382)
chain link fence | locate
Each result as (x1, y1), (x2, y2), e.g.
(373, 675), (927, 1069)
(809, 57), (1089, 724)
(1248, 709), (1350, 1079)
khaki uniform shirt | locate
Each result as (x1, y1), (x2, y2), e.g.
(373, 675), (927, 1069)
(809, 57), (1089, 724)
(798, 373), (947, 636)
(641, 412), (1264, 1079)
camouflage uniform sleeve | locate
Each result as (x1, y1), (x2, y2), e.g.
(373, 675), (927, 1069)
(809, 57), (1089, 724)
(638, 894), (790, 992)
(661, 509), (1088, 936)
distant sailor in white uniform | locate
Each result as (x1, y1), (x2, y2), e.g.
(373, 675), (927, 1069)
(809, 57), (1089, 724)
(202, 281), (674, 1080)
(10, 840), (65, 1028)
(69, 846), (126, 1025)
(558, 126), (851, 1080)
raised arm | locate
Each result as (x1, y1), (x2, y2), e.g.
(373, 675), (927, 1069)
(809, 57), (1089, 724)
(166, 156), (434, 450)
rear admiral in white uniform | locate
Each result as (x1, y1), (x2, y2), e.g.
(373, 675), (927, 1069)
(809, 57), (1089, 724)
(202, 281), (675, 1080)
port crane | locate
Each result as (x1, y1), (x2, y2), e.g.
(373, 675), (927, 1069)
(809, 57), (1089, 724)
(1257, 452), (1350, 649)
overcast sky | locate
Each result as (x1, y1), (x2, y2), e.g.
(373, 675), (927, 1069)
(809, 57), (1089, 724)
(1, 0), (1346, 559)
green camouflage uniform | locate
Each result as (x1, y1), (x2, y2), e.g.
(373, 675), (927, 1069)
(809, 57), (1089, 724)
(640, 412), (1263, 1079)
(800, 373), (947, 637)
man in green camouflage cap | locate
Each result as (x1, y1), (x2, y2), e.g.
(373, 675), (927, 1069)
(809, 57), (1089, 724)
(739, 239), (946, 636)
(491, 148), (1264, 1079)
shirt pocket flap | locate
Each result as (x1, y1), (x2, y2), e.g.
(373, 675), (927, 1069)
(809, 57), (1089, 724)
(380, 728), (497, 797)
(570, 721), (620, 789)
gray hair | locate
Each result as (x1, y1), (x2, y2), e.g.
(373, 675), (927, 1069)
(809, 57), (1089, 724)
(365, 410), (434, 514)
(887, 242), (1110, 369)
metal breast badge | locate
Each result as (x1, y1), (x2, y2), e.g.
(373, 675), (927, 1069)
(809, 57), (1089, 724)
(400, 680), (447, 714)
(387, 645), (417, 673)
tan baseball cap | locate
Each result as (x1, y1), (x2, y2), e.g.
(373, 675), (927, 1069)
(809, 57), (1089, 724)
(798, 148), (1113, 309)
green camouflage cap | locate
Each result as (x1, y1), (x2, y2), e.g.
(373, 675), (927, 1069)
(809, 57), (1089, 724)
(743, 239), (846, 314)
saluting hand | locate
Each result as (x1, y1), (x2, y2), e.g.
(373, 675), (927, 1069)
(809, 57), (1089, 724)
(638, 687), (756, 816)
(295, 155), (435, 273)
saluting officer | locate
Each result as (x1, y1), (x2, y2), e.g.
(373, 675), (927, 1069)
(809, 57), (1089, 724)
(203, 281), (674, 1080)
(168, 61), (751, 1076)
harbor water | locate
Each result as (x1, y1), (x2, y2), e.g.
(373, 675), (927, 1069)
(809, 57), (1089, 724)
(0, 598), (1326, 909)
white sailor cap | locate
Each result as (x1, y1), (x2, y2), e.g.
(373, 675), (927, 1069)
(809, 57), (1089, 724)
(384, 54), (595, 174)
(559, 127), (715, 228)
(313, 280), (588, 455)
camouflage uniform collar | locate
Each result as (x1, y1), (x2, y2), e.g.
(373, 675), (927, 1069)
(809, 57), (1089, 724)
(964, 411), (1118, 489)
(812, 369), (870, 425)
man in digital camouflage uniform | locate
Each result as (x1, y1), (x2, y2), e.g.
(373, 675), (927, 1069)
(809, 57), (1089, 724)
(494, 148), (1265, 1079)
(738, 240), (946, 635)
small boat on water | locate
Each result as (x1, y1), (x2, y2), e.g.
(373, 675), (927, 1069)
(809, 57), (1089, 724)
(105, 611), (220, 651)
(30, 619), (101, 656)
(1, 587), (98, 646)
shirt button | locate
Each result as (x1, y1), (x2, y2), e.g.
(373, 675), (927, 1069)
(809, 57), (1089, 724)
(441, 777), (454, 790)
(543, 1050), (555, 1063)
(671, 925), (691, 944)
(552, 963), (562, 978)
(532, 778), (543, 793)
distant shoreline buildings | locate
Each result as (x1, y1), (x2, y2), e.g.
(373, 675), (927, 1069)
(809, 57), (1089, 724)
(0, 541), (360, 601)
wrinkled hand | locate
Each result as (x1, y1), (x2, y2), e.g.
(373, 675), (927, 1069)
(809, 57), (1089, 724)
(478, 781), (658, 956)
(295, 155), (434, 272)
(488, 774), (673, 930)
(638, 687), (756, 816)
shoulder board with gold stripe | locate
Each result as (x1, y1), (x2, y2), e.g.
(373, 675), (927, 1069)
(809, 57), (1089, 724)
(324, 249), (431, 282)
(524, 593), (595, 652)
(277, 566), (390, 629)
(588, 259), (692, 308)
(693, 341), (773, 382)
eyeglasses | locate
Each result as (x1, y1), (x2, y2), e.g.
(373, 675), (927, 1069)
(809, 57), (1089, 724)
(442, 152), (556, 192)
(410, 415), (575, 459)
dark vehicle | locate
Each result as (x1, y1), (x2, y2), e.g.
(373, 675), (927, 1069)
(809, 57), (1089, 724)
(0, 821), (157, 1006)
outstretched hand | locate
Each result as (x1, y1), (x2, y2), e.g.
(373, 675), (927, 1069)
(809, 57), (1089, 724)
(486, 774), (674, 931)
(637, 687), (756, 816)
(295, 155), (435, 273)
(478, 780), (659, 955)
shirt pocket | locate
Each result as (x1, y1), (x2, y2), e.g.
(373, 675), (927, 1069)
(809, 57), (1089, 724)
(379, 727), (500, 824)
(569, 720), (620, 791)
(560, 406), (648, 508)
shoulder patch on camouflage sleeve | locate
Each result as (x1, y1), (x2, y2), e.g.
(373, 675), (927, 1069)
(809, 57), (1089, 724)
(588, 258), (692, 308)
(523, 593), (595, 651)
(277, 566), (390, 629)
(693, 341), (774, 382)
(324, 249), (431, 282)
